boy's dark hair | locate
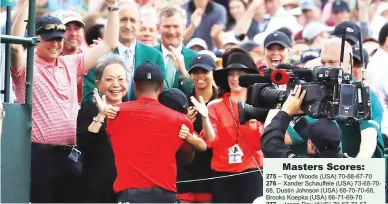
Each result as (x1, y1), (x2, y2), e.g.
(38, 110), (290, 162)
(378, 23), (388, 46)
(277, 27), (292, 41)
(85, 24), (105, 46)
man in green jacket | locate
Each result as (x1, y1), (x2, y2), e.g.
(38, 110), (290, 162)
(82, 0), (165, 104)
(155, 4), (197, 94)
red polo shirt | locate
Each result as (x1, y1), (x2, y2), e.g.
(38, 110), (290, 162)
(106, 97), (194, 193)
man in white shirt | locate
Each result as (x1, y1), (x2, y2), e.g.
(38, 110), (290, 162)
(366, 23), (388, 137)
(263, 0), (301, 35)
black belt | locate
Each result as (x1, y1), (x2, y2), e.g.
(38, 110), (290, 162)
(32, 142), (76, 152)
(118, 187), (174, 196)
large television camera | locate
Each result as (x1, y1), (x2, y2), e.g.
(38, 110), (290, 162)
(238, 28), (371, 123)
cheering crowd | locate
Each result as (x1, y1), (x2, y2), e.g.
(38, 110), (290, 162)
(1, 0), (388, 202)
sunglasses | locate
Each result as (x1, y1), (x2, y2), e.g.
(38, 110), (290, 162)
(36, 24), (66, 33)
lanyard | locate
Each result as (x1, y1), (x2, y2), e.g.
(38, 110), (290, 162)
(227, 96), (241, 145)
(227, 96), (261, 169)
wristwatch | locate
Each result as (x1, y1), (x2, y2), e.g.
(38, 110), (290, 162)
(93, 117), (104, 124)
(107, 6), (119, 11)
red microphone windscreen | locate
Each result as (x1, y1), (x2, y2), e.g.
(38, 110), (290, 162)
(271, 69), (289, 85)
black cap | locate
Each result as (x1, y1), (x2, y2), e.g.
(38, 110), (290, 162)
(134, 61), (163, 83)
(158, 88), (188, 114)
(300, 49), (320, 63)
(308, 119), (341, 152)
(352, 45), (369, 65)
(264, 31), (292, 49)
(188, 54), (216, 74)
(331, 0), (349, 13)
(36, 16), (65, 40)
(332, 21), (360, 45)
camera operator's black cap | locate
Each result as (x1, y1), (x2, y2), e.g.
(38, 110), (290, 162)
(332, 21), (360, 45)
(308, 119), (341, 152)
(352, 45), (369, 65)
(264, 31), (292, 49)
(188, 54), (216, 74)
(158, 88), (188, 114)
(214, 50), (258, 89)
(134, 61), (163, 83)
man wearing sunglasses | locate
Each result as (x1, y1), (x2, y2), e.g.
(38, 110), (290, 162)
(10, 0), (119, 203)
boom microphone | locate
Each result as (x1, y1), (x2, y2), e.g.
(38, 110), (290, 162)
(292, 69), (313, 80)
(274, 64), (314, 83)
(275, 63), (295, 70)
(239, 74), (272, 88)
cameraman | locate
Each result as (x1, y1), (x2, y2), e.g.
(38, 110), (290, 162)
(261, 85), (345, 158)
(320, 38), (384, 158)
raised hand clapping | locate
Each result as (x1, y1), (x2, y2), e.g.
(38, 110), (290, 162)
(190, 96), (208, 119)
(93, 88), (120, 119)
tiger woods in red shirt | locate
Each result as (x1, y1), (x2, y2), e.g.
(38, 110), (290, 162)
(106, 61), (195, 203)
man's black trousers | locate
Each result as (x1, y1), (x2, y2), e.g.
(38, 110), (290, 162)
(30, 143), (81, 203)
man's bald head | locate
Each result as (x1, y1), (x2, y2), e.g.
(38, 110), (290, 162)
(320, 38), (353, 73)
(119, 0), (141, 20)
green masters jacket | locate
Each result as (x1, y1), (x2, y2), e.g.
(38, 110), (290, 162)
(154, 44), (197, 95)
(81, 42), (165, 105)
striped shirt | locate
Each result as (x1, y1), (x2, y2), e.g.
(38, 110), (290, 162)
(11, 52), (85, 145)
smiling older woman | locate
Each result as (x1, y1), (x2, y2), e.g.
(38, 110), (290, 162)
(76, 54), (128, 203)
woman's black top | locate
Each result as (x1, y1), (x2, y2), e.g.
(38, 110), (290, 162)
(177, 87), (217, 194)
(76, 103), (117, 202)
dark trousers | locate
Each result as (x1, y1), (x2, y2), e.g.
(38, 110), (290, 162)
(212, 169), (263, 203)
(117, 187), (179, 203)
(30, 143), (81, 203)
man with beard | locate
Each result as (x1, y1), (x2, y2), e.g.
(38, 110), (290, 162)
(57, 10), (85, 55)
(57, 10), (86, 104)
